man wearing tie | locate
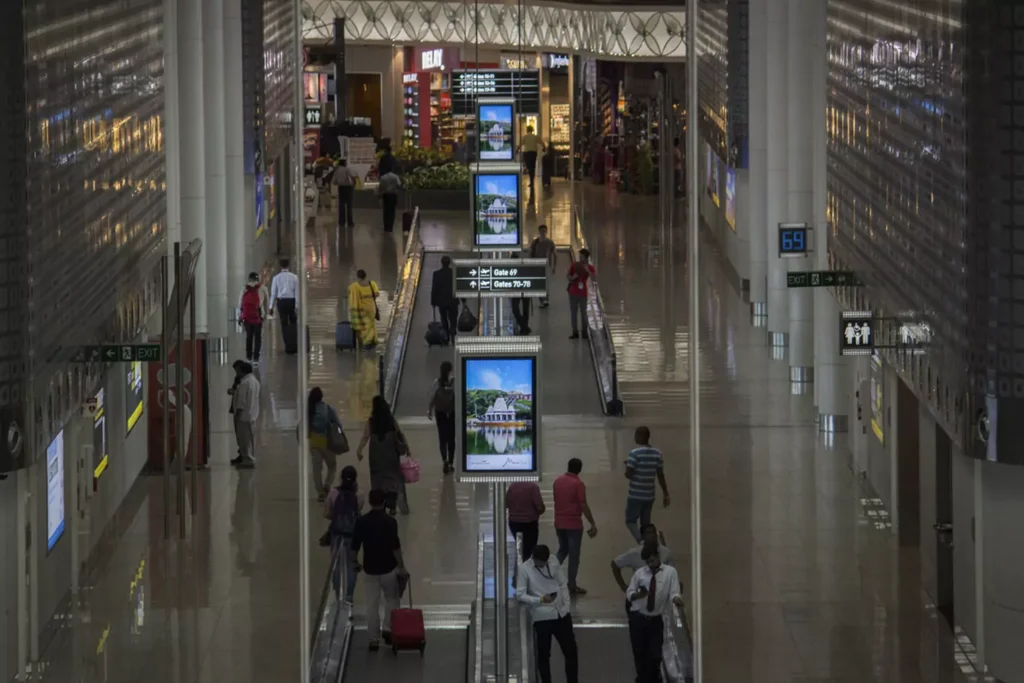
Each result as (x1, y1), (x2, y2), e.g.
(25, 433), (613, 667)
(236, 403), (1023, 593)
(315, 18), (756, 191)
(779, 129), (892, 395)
(269, 259), (300, 353)
(625, 546), (684, 683)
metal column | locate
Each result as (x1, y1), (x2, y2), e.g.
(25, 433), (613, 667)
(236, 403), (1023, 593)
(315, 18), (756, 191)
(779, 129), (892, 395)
(161, 255), (171, 539)
(493, 483), (508, 682)
(174, 242), (187, 539)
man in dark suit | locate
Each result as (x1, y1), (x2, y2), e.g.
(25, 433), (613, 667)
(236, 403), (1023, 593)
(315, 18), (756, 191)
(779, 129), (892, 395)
(431, 256), (458, 340)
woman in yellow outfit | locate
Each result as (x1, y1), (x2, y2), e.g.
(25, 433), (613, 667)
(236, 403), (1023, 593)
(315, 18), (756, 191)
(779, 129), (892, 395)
(347, 269), (380, 348)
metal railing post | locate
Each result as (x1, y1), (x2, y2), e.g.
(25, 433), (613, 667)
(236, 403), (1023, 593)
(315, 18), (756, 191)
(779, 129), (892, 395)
(161, 254), (171, 539)
(174, 242), (186, 539)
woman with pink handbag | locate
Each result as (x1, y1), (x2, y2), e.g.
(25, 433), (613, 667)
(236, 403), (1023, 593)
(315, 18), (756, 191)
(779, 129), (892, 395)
(357, 396), (412, 515)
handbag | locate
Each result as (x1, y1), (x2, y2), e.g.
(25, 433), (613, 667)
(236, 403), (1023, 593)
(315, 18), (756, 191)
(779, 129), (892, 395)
(372, 282), (381, 321)
(457, 301), (479, 333)
(327, 422), (350, 455)
(400, 455), (420, 484)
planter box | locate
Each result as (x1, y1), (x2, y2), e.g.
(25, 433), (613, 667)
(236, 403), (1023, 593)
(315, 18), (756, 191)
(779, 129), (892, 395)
(352, 188), (470, 211)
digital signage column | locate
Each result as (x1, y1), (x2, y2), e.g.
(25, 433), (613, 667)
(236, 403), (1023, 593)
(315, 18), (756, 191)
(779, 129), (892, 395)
(126, 360), (144, 434)
(471, 163), (523, 250)
(46, 430), (66, 551)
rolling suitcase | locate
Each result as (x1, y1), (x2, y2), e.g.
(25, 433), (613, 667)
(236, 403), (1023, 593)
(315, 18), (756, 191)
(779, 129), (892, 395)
(336, 321), (356, 350)
(401, 210), (414, 233)
(389, 583), (425, 655)
(425, 308), (448, 347)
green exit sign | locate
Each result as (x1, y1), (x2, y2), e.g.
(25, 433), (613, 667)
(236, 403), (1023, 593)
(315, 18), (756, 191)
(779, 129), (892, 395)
(787, 271), (861, 288)
(72, 344), (162, 363)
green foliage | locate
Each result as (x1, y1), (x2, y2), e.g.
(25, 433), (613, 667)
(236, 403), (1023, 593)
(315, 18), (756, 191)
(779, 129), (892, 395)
(394, 144), (453, 171)
(630, 143), (656, 195)
(403, 162), (469, 191)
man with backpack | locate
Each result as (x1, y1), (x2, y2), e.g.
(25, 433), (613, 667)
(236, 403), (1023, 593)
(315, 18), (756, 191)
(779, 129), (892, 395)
(323, 465), (364, 602)
(430, 256), (457, 342)
(427, 361), (457, 473)
(238, 272), (269, 364)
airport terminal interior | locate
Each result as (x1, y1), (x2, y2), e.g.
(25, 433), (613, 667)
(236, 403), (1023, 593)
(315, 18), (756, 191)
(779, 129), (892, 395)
(1, 1), (1022, 683)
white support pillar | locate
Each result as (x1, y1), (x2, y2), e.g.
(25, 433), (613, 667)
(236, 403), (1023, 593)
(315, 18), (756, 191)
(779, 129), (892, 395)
(810, 0), (847, 429)
(224, 0), (245, 317)
(765, 0), (789, 348)
(179, 0), (207, 332)
(204, 0), (228, 346)
(747, 0), (768, 323)
(165, 0), (181, 269)
(786, 0), (813, 384)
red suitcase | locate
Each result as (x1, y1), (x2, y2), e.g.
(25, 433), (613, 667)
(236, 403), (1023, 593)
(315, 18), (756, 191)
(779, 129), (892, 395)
(389, 583), (425, 655)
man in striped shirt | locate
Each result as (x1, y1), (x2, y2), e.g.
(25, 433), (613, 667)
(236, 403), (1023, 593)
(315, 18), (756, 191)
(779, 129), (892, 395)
(624, 427), (670, 543)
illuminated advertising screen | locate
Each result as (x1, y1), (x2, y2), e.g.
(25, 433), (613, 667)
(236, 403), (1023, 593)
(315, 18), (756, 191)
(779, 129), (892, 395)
(126, 360), (144, 434)
(473, 171), (521, 248)
(477, 102), (515, 161)
(462, 357), (537, 472)
(93, 387), (109, 479)
(46, 430), (65, 551)
(725, 168), (736, 230)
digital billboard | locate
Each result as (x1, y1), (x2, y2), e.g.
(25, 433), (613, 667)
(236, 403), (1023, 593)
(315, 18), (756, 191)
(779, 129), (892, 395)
(725, 168), (736, 230)
(473, 169), (522, 249)
(461, 357), (537, 472)
(477, 101), (515, 162)
(46, 430), (65, 552)
(93, 387), (109, 479)
(126, 360), (144, 434)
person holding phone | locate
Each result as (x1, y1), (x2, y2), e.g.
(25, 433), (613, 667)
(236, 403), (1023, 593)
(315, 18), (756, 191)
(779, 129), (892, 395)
(626, 546), (684, 683)
(516, 545), (578, 683)
(566, 249), (595, 339)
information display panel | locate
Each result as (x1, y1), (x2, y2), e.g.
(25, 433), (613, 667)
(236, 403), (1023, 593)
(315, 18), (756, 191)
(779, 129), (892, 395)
(471, 163), (522, 250)
(93, 387), (109, 479)
(455, 337), (542, 482)
(453, 258), (548, 298)
(126, 360), (144, 434)
(477, 98), (516, 162)
(451, 70), (540, 116)
(46, 430), (65, 552)
(778, 222), (810, 257)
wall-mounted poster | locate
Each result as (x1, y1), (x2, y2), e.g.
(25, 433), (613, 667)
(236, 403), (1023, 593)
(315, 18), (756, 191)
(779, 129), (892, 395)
(46, 430), (65, 552)
(126, 360), (144, 435)
(472, 165), (522, 249)
(255, 173), (265, 240)
(93, 387), (109, 479)
(462, 357), (537, 472)
(477, 99), (516, 162)
(725, 168), (736, 230)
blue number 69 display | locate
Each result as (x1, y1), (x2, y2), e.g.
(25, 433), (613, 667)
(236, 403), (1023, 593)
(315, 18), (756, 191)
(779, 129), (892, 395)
(779, 226), (808, 255)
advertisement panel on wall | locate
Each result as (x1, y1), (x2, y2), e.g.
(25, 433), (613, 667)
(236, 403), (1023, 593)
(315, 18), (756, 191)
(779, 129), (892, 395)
(340, 136), (378, 185)
(870, 353), (884, 443)
(477, 99), (516, 162)
(145, 338), (210, 471)
(472, 164), (522, 249)
(267, 162), (277, 223)
(127, 361), (144, 435)
(93, 387), (109, 479)
(46, 430), (65, 551)
(461, 356), (538, 472)
(725, 168), (736, 230)
(255, 173), (265, 240)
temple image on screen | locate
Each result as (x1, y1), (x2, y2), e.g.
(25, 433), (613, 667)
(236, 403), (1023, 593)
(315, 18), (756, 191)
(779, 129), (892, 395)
(478, 104), (514, 161)
(463, 357), (535, 471)
(474, 174), (520, 247)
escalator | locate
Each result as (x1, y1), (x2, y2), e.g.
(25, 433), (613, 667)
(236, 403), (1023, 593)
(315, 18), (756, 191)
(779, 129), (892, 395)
(342, 628), (470, 683)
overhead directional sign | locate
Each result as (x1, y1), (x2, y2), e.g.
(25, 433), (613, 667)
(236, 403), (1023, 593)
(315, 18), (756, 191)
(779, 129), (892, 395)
(73, 344), (162, 363)
(787, 271), (861, 288)
(454, 258), (548, 298)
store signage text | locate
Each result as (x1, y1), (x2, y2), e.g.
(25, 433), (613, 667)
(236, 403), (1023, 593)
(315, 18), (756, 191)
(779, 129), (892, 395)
(545, 53), (569, 69)
(421, 48), (443, 70)
(502, 56), (531, 70)
(403, 73), (419, 84)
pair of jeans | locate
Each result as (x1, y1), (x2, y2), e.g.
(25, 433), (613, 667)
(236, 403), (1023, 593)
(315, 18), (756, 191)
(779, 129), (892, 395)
(625, 497), (655, 544)
(234, 414), (255, 462)
(382, 193), (398, 232)
(364, 569), (401, 641)
(509, 520), (539, 562)
(337, 184), (354, 226)
(436, 304), (457, 340)
(555, 528), (583, 589)
(569, 295), (587, 336)
(310, 446), (337, 498)
(435, 411), (456, 465)
(523, 151), (539, 186)
(244, 321), (263, 361)
(533, 614), (578, 683)
(628, 611), (665, 683)
(332, 535), (359, 601)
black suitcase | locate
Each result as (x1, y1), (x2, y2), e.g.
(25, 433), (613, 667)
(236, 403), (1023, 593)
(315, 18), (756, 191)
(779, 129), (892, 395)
(425, 321), (448, 347)
(402, 210), (414, 233)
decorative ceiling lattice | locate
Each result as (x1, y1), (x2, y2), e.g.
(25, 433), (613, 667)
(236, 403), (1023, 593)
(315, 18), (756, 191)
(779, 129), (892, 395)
(302, 0), (687, 60)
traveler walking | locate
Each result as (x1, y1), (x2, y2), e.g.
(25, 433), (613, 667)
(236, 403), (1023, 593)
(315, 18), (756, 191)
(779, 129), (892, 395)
(356, 396), (411, 515)
(516, 545), (578, 683)
(378, 145), (398, 176)
(567, 249), (595, 339)
(427, 361), (457, 473)
(611, 524), (674, 593)
(528, 224), (557, 308)
(625, 547), (684, 683)
(229, 360), (260, 468)
(520, 125), (544, 190)
(351, 488), (409, 651)
(347, 269), (380, 349)
(552, 458), (598, 595)
(506, 480), (545, 561)
(430, 255), (458, 340)
(333, 158), (357, 228)
(378, 170), (402, 233)
(308, 387), (343, 502)
(238, 271), (269, 364)
(509, 251), (531, 334)
(269, 259), (300, 352)
(323, 465), (364, 602)
(624, 426), (670, 543)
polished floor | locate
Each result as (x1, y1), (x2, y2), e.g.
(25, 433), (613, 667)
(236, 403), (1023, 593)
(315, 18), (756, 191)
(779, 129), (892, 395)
(34, 181), (973, 683)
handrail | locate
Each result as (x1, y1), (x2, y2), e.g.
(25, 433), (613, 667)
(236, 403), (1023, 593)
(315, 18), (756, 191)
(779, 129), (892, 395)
(309, 545), (347, 683)
(571, 207), (623, 415)
(515, 533), (532, 683)
(381, 207), (423, 407)
(473, 532), (486, 683)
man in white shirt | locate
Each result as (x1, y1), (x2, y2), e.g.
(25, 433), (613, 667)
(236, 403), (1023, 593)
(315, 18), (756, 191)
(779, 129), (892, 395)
(269, 259), (299, 353)
(332, 158), (357, 228)
(515, 545), (578, 683)
(229, 360), (261, 468)
(625, 547), (683, 683)
(611, 524), (673, 593)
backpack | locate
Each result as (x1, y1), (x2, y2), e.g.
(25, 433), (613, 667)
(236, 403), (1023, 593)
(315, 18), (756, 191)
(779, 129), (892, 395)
(433, 380), (455, 415)
(331, 488), (359, 536)
(240, 287), (262, 324)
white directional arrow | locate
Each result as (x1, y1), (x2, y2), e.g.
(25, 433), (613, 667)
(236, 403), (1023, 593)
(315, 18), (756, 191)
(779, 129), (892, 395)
(469, 281), (477, 288)
(469, 269), (477, 276)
